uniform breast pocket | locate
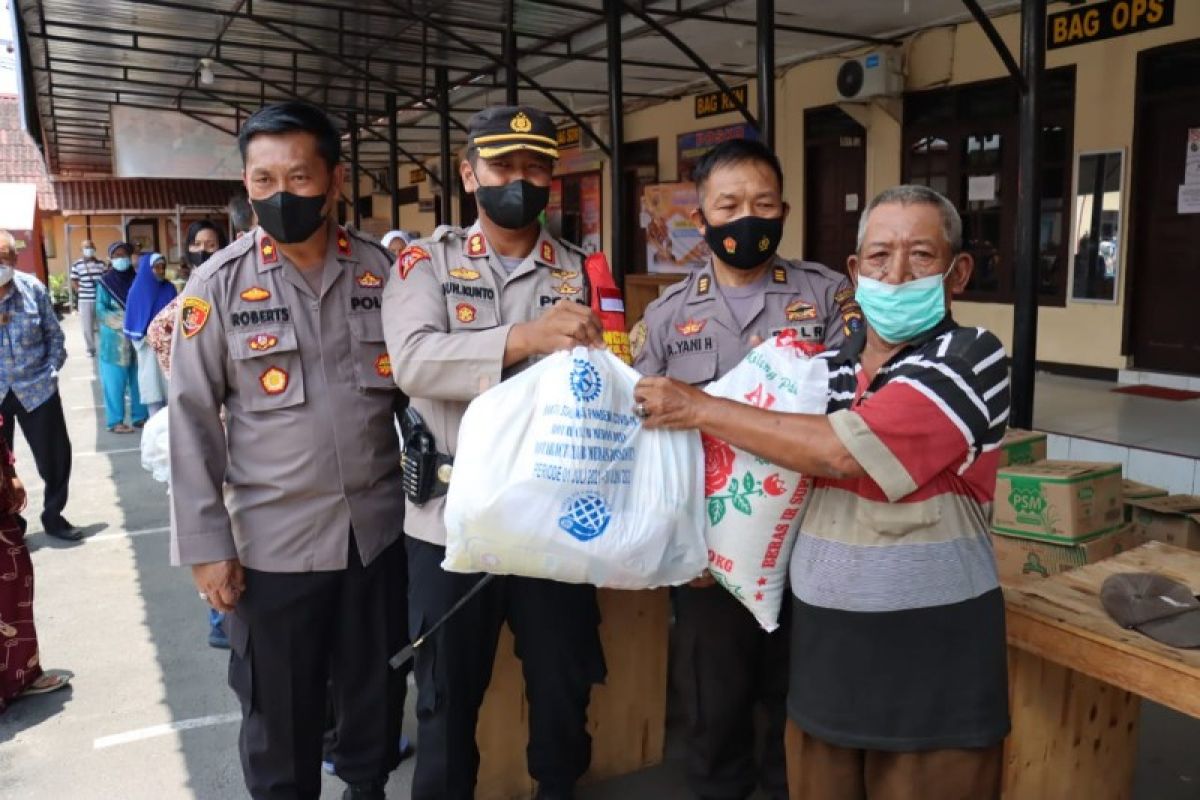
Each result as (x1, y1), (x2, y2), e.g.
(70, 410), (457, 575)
(348, 313), (395, 391)
(227, 325), (306, 412)
(666, 350), (719, 386)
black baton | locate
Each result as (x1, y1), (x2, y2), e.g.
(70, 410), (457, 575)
(389, 573), (496, 669)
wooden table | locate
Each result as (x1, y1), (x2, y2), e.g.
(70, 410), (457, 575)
(474, 588), (669, 799)
(1003, 541), (1200, 799)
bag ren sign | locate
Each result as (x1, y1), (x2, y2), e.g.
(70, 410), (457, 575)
(1046, 0), (1173, 50)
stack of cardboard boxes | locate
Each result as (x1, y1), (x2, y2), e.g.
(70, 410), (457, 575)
(989, 430), (1148, 583)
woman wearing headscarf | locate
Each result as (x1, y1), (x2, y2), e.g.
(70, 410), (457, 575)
(1, 416), (70, 712)
(95, 242), (147, 434)
(124, 252), (177, 416)
(146, 220), (227, 384)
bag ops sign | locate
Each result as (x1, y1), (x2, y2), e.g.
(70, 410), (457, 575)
(1046, 0), (1173, 50)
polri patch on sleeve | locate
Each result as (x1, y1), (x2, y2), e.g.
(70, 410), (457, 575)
(398, 246), (431, 280)
(180, 296), (212, 339)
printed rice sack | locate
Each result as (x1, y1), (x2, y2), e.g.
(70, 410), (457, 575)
(444, 347), (707, 589)
(702, 331), (830, 630)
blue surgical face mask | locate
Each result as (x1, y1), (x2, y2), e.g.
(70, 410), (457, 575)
(111, 256), (132, 272)
(854, 270), (951, 344)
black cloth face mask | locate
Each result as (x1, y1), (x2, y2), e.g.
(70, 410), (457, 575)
(475, 180), (550, 230)
(186, 250), (212, 268)
(702, 214), (785, 271)
(251, 191), (328, 244)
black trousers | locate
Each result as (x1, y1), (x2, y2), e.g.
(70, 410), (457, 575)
(225, 536), (408, 800)
(406, 535), (607, 800)
(0, 391), (71, 531)
(674, 584), (790, 800)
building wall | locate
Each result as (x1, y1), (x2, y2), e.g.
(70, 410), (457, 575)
(613, 4), (1200, 371)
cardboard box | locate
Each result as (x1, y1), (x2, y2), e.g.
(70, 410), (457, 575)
(1122, 479), (1169, 521)
(1127, 494), (1200, 551)
(992, 460), (1124, 541)
(999, 429), (1049, 467)
(991, 524), (1144, 583)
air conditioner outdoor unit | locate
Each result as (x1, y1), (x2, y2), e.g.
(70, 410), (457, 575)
(836, 49), (903, 101)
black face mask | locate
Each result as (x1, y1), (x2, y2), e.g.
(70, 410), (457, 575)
(251, 191), (328, 244)
(186, 250), (211, 268)
(702, 214), (785, 271)
(475, 180), (550, 230)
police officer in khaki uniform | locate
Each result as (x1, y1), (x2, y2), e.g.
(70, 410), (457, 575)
(382, 106), (607, 800)
(169, 102), (407, 800)
(636, 139), (860, 800)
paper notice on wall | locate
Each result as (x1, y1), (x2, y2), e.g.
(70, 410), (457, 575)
(845, 193), (860, 212)
(1178, 184), (1200, 215)
(1185, 129), (1200, 185)
(968, 174), (998, 202)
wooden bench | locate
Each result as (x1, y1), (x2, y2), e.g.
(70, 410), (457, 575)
(1003, 541), (1200, 799)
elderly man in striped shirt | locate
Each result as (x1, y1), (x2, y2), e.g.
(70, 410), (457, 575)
(635, 184), (1009, 800)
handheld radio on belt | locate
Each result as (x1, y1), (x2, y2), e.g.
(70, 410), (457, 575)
(400, 407), (453, 505)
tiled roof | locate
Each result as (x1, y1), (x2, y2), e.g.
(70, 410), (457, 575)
(0, 95), (57, 211)
(53, 177), (245, 215)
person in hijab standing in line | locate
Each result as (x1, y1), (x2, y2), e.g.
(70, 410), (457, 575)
(124, 253), (176, 417)
(95, 242), (147, 434)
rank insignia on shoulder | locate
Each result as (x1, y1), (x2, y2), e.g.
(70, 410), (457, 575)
(555, 282), (581, 296)
(551, 269), (578, 281)
(259, 366), (289, 396)
(540, 241), (556, 265)
(785, 299), (817, 321)
(240, 286), (271, 302)
(248, 333), (278, 352)
(336, 227), (352, 257)
(773, 266), (788, 284)
(180, 296), (211, 339)
(375, 353), (392, 378)
(697, 275), (711, 295)
(834, 286), (855, 306)
(676, 318), (707, 336)
(357, 271), (383, 289)
(456, 303), (477, 323)
(467, 233), (487, 257)
(398, 246), (431, 280)
(449, 267), (481, 281)
(260, 237), (278, 265)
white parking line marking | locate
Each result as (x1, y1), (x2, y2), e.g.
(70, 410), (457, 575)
(76, 447), (141, 457)
(93, 712), (241, 750)
(87, 526), (169, 542)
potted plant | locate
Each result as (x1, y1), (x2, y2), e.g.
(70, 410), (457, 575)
(48, 274), (71, 319)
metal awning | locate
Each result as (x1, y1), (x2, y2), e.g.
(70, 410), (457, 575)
(53, 177), (244, 215)
(16, 0), (1016, 177)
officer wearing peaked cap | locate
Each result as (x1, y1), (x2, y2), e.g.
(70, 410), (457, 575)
(168, 101), (408, 800)
(636, 138), (859, 800)
(382, 105), (608, 800)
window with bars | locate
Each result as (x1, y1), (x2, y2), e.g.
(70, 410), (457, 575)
(902, 68), (1076, 306)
